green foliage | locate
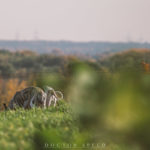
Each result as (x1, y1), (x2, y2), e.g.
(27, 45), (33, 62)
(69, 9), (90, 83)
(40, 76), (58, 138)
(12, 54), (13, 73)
(98, 50), (149, 72)
(0, 101), (76, 150)
(0, 50), (69, 78)
(33, 61), (150, 150)
(66, 62), (150, 150)
(1, 49), (150, 150)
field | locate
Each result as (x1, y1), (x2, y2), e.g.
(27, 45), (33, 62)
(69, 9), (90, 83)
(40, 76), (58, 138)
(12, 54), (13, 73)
(0, 49), (150, 150)
(0, 101), (141, 150)
(1, 99), (147, 150)
(0, 101), (77, 150)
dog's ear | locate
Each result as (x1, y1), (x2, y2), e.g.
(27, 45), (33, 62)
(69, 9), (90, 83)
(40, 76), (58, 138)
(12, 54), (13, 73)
(3, 103), (8, 110)
(55, 91), (63, 99)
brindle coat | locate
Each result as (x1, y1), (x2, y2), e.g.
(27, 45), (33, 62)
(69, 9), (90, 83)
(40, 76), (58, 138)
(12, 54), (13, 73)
(8, 86), (46, 110)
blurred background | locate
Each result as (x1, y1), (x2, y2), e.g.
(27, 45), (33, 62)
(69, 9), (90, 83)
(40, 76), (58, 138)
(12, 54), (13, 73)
(0, 0), (150, 150)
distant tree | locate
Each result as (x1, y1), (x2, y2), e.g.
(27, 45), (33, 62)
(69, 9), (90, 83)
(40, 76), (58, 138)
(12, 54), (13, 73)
(0, 64), (15, 77)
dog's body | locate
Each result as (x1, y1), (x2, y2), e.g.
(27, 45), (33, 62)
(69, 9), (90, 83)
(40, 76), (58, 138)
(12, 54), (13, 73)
(5, 86), (63, 110)
(8, 86), (46, 110)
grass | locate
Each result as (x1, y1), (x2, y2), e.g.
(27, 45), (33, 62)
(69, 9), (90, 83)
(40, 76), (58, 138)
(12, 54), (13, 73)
(0, 99), (145, 150)
(0, 101), (77, 150)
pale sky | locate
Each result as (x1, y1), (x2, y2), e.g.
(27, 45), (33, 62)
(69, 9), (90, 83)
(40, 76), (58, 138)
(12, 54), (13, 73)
(0, 0), (150, 42)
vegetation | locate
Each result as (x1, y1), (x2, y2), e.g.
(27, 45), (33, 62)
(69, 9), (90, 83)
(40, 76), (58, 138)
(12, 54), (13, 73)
(0, 101), (76, 150)
(0, 48), (150, 78)
(0, 48), (150, 150)
(0, 50), (71, 78)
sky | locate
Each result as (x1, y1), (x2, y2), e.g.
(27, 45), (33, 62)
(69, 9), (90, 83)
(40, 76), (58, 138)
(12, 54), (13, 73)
(0, 0), (150, 42)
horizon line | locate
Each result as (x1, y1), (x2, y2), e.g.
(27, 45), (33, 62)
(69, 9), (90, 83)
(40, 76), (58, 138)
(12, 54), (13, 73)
(0, 39), (149, 44)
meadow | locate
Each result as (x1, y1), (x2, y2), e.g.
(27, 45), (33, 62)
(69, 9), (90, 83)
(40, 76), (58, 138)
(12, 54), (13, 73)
(0, 49), (150, 150)
(0, 101), (77, 150)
